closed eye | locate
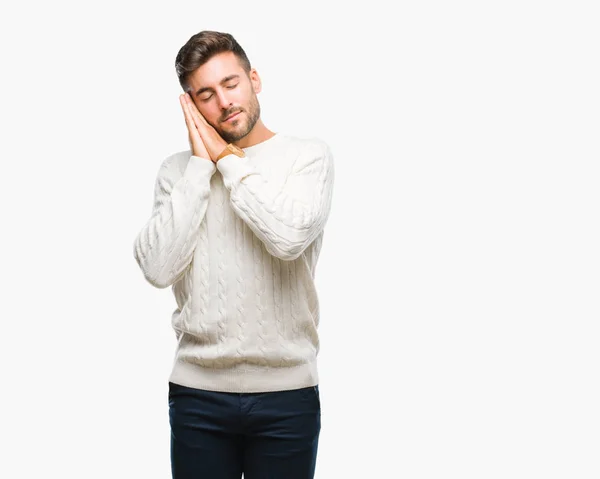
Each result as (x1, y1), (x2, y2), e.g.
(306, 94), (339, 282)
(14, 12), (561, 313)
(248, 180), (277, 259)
(200, 84), (238, 102)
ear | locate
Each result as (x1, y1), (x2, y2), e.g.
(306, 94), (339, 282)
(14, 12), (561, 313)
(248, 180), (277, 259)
(249, 68), (262, 94)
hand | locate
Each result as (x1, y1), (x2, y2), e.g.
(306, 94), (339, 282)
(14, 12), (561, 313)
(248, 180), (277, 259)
(180, 93), (228, 162)
(180, 93), (211, 160)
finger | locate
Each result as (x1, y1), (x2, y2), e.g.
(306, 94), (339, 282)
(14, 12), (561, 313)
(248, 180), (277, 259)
(181, 95), (197, 129)
(185, 93), (209, 126)
(185, 102), (206, 141)
(188, 104), (208, 137)
(190, 108), (206, 134)
(180, 95), (195, 131)
(181, 96), (203, 143)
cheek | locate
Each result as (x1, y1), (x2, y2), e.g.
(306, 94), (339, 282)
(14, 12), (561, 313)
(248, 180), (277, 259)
(199, 105), (220, 123)
(235, 86), (251, 104)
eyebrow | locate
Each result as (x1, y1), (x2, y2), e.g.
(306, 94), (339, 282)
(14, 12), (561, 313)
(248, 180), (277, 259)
(194, 74), (240, 97)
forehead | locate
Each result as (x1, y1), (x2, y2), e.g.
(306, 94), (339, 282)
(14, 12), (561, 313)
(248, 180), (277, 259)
(187, 51), (243, 89)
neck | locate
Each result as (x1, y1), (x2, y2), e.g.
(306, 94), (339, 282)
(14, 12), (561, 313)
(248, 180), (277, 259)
(233, 121), (276, 149)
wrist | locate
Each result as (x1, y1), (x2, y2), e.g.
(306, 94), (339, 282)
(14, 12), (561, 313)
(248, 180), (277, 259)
(216, 143), (246, 161)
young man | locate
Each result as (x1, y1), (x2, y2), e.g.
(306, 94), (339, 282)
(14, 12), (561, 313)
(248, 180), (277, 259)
(132, 30), (335, 479)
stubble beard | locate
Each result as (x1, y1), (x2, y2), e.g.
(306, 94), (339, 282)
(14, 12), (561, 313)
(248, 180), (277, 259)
(219, 94), (261, 143)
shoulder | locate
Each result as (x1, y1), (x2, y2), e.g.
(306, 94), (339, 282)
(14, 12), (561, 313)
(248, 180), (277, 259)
(279, 135), (334, 178)
(156, 149), (194, 177)
(279, 134), (332, 158)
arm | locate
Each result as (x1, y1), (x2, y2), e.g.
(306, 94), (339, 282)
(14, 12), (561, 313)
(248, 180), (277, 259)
(133, 153), (216, 288)
(216, 139), (335, 261)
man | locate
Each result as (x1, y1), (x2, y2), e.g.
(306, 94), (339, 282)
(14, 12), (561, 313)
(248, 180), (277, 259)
(132, 30), (335, 479)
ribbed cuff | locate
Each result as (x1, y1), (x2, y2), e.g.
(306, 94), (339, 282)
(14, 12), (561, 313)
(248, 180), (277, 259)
(183, 155), (217, 184)
(216, 154), (258, 190)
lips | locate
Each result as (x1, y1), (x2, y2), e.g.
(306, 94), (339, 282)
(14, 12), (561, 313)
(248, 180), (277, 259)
(225, 111), (241, 121)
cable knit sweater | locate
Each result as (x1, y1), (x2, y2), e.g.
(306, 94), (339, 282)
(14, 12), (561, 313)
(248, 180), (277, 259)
(133, 132), (335, 393)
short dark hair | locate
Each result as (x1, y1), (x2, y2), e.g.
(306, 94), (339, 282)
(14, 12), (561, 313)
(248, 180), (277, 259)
(175, 30), (252, 93)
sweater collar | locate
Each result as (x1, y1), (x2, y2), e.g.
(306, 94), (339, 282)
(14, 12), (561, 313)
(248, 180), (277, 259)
(241, 132), (281, 154)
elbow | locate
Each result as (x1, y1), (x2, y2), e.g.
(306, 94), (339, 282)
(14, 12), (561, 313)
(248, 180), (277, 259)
(269, 214), (330, 261)
(133, 236), (193, 289)
(142, 269), (172, 289)
(273, 247), (304, 262)
(134, 257), (172, 289)
(133, 243), (174, 289)
(267, 231), (317, 261)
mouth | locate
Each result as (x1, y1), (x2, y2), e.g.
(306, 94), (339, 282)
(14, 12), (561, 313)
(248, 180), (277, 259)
(224, 111), (242, 122)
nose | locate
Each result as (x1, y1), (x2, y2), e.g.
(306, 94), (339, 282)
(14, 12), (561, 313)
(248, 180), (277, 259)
(216, 88), (232, 111)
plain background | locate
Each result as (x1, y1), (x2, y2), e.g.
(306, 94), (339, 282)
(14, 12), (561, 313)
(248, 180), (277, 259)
(1, 1), (599, 478)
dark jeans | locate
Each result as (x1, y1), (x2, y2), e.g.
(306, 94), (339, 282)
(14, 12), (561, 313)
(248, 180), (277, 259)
(168, 381), (321, 479)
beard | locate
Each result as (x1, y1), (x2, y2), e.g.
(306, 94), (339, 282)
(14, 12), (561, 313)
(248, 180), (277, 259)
(218, 93), (261, 143)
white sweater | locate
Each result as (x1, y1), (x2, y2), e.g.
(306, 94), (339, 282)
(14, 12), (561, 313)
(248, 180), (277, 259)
(133, 133), (335, 393)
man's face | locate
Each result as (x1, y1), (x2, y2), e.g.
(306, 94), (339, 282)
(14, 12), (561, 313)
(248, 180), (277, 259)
(185, 51), (261, 143)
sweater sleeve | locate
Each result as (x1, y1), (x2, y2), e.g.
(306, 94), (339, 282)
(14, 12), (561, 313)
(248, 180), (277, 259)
(133, 153), (216, 288)
(215, 139), (335, 261)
